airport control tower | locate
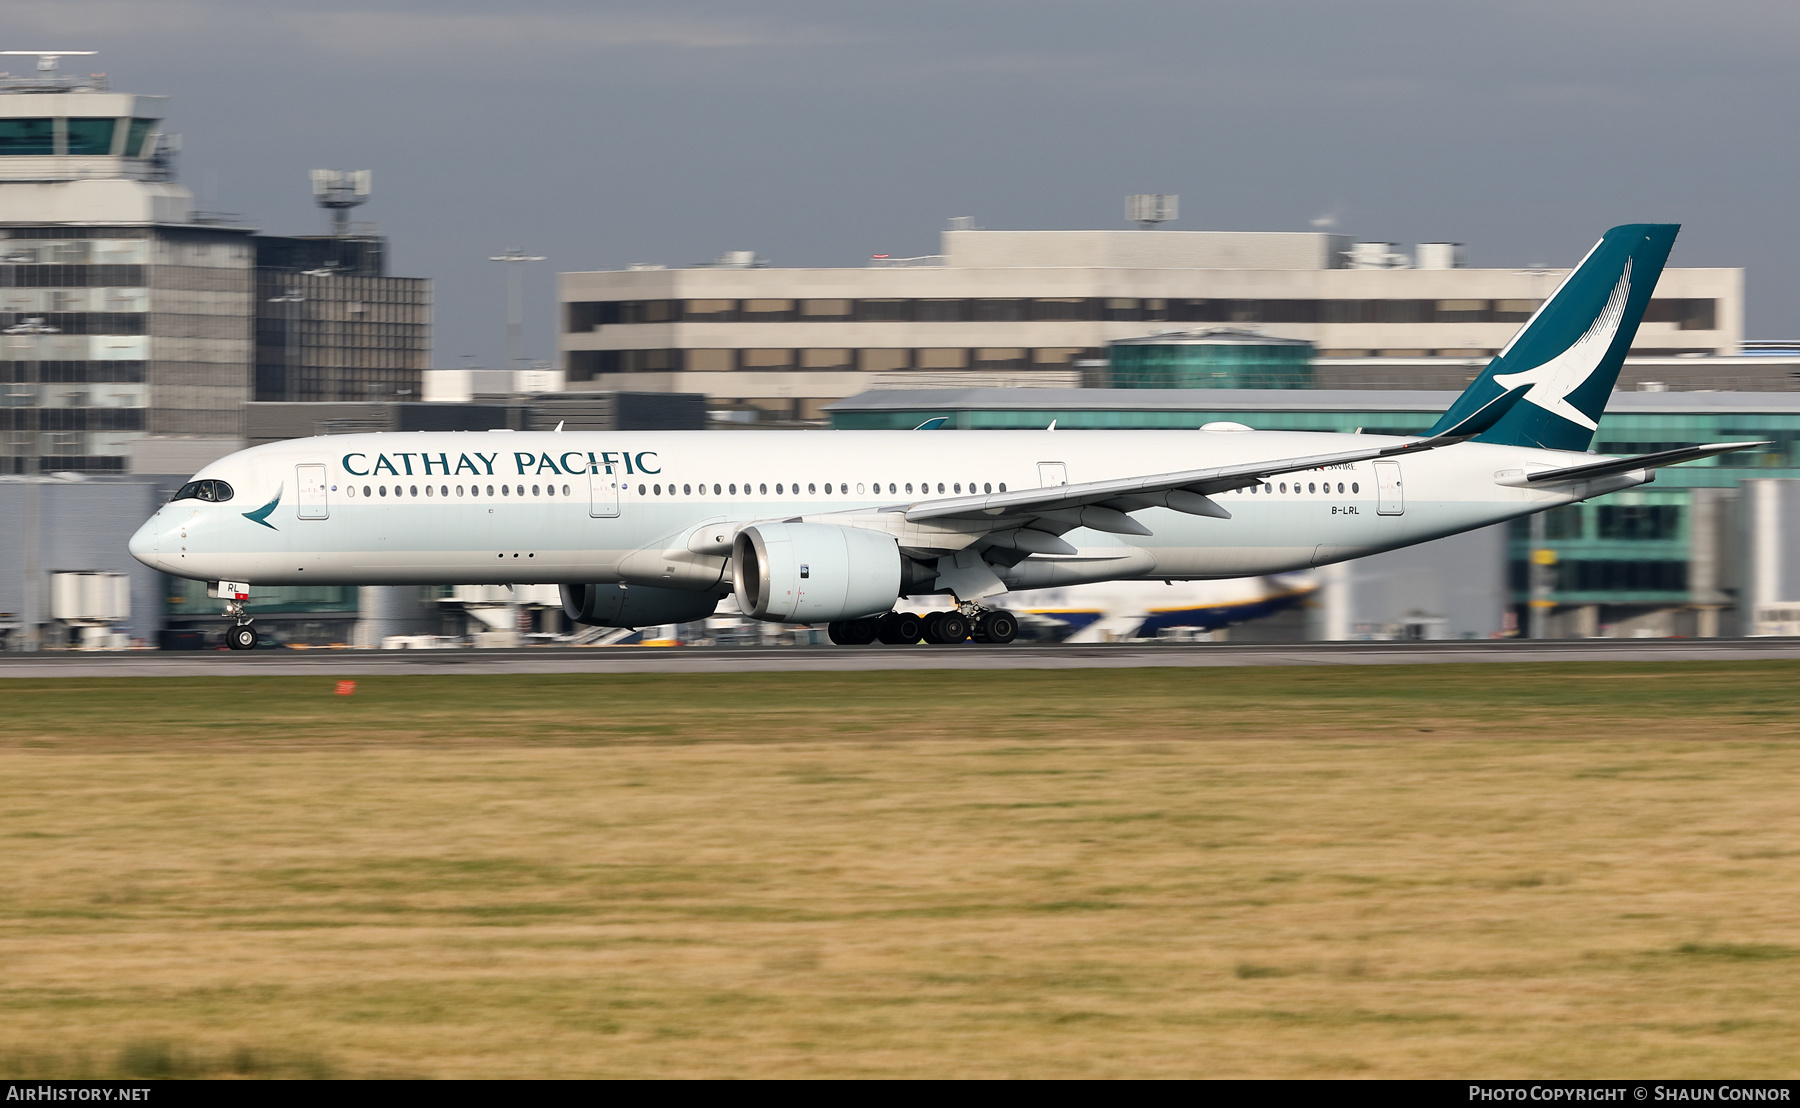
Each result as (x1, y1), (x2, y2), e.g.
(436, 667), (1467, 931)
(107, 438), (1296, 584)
(0, 52), (255, 474)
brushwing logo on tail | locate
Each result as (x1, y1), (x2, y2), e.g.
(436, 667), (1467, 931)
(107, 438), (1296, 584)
(1490, 259), (1632, 432)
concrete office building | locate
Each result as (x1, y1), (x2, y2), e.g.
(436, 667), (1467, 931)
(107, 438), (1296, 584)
(559, 225), (1742, 419)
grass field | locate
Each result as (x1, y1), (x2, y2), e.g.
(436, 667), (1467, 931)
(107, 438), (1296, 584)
(2, 662), (1799, 1078)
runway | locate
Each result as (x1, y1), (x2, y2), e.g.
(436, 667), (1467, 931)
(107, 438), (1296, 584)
(5, 637), (1800, 677)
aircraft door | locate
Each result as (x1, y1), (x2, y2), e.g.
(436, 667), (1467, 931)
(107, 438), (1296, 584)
(589, 466), (620, 518)
(1037, 462), (1068, 487)
(296, 464), (329, 520)
(1373, 461), (1404, 515)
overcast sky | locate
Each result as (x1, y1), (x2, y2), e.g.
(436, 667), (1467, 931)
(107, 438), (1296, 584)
(15, 0), (1800, 364)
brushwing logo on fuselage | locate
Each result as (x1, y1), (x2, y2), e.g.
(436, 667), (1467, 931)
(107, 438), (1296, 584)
(1490, 258), (1632, 432)
(243, 483), (282, 530)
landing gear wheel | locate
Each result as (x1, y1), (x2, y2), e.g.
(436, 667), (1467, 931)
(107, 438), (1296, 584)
(975, 610), (1018, 645)
(828, 618), (880, 646)
(878, 612), (923, 645)
(228, 624), (258, 651)
(921, 611), (946, 644)
(934, 612), (970, 644)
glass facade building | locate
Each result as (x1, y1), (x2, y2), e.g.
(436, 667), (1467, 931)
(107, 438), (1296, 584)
(1107, 328), (1314, 389)
(252, 235), (430, 404)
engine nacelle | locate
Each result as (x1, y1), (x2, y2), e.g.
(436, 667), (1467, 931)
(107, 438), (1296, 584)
(560, 582), (722, 628)
(732, 523), (902, 622)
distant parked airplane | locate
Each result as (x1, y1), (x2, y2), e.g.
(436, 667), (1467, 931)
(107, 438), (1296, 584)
(1001, 576), (1315, 643)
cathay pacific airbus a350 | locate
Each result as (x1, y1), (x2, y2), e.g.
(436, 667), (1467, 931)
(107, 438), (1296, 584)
(130, 224), (1761, 650)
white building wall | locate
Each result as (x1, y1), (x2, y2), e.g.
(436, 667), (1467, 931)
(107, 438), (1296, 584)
(941, 229), (1352, 270)
(559, 261), (1742, 406)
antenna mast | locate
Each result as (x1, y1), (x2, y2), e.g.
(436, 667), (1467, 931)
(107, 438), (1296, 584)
(489, 248), (546, 372)
(310, 169), (371, 237)
(1126, 193), (1179, 230)
(0, 50), (102, 90)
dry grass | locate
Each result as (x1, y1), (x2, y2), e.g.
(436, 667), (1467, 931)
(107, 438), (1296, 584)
(2, 663), (1799, 1077)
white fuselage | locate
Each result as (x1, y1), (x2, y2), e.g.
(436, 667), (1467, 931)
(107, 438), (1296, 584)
(128, 427), (1639, 603)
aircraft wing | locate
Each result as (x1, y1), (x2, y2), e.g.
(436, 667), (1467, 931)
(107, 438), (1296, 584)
(902, 430), (1475, 532)
(899, 388), (1537, 532)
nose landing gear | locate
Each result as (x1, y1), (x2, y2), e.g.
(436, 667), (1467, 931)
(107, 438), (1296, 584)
(223, 597), (258, 651)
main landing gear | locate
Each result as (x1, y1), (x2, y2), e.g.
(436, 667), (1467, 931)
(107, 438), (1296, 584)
(224, 598), (259, 651)
(827, 608), (1018, 646)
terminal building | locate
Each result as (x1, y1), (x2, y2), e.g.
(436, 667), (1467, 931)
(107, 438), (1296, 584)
(558, 224), (1742, 420)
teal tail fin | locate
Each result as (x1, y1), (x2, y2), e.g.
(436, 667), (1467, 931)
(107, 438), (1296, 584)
(1426, 224), (1679, 451)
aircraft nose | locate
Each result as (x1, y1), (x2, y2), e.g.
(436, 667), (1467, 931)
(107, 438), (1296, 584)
(128, 516), (161, 569)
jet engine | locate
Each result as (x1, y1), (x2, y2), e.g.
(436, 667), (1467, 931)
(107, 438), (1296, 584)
(560, 582), (723, 628)
(732, 522), (902, 622)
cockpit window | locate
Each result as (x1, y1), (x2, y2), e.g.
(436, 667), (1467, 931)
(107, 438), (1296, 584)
(172, 479), (234, 503)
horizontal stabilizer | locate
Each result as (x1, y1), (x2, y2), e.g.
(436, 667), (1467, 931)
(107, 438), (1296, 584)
(1501, 441), (1768, 486)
